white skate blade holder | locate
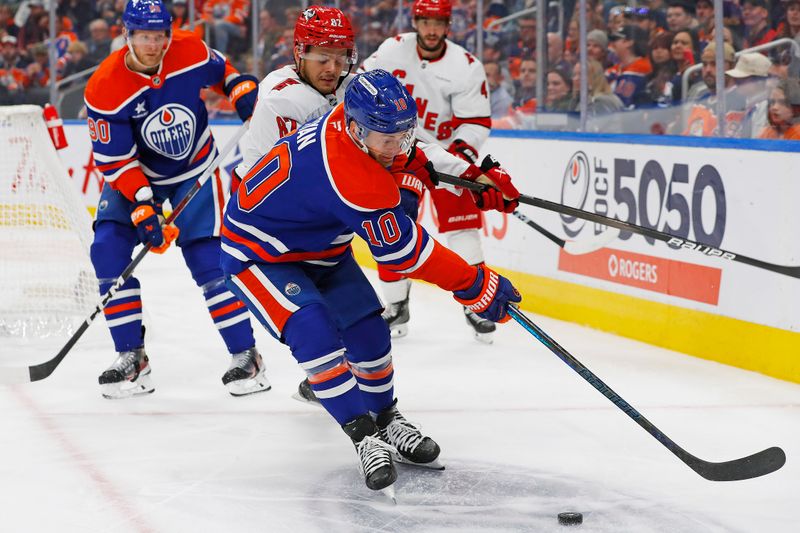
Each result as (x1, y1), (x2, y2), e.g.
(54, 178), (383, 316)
(225, 373), (272, 397)
(388, 323), (408, 338)
(101, 371), (154, 399)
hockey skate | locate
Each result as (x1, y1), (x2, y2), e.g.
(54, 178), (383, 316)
(292, 378), (321, 405)
(343, 414), (398, 500)
(464, 306), (495, 344)
(221, 347), (271, 397)
(382, 298), (410, 338)
(377, 400), (444, 470)
(98, 347), (154, 399)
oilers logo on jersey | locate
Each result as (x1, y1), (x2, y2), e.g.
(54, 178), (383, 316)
(142, 104), (196, 159)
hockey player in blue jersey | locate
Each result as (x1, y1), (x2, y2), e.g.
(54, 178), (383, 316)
(84, 0), (267, 399)
(220, 69), (522, 495)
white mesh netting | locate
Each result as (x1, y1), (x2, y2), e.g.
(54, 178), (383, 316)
(0, 105), (97, 339)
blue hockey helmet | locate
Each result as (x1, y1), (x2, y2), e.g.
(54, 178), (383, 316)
(345, 70), (417, 160)
(123, 0), (172, 33)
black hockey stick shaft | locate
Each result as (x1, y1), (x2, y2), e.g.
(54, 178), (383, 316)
(512, 210), (566, 248)
(507, 306), (786, 481)
(9, 123), (249, 384)
(439, 173), (800, 279)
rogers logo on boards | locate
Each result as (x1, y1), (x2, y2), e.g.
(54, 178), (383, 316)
(558, 247), (721, 305)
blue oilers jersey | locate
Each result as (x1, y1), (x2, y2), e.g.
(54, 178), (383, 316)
(220, 103), (477, 293)
(84, 30), (230, 197)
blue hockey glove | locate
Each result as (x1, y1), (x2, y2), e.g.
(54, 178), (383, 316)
(224, 73), (258, 122)
(399, 187), (420, 221)
(130, 200), (178, 254)
(453, 264), (521, 323)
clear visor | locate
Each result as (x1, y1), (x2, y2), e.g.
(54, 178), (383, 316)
(358, 125), (416, 160)
(298, 47), (358, 66)
(128, 30), (170, 47)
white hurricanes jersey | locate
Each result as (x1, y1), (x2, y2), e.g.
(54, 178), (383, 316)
(360, 32), (492, 153)
(236, 65), (355, 176)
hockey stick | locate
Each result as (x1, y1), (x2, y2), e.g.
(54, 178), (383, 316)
(512, 210), (619, 255)
(0, 123), (249, 385)
(438, 173), (800, 279)
(507, 305), (786, 481)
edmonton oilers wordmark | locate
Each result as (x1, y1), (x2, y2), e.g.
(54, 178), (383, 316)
(142, 104), (196, 159)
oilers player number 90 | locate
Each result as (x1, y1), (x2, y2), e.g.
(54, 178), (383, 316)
(87, 118), (111, 144)
(238, 143), (292, 212)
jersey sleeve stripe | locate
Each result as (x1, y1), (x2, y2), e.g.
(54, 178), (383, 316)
(103, 161), (141, 183)
(96, 156), (137, 173)
(93, 144), (137, 164)
(372, 222), (419, 263)
(395, 237), (435, 274)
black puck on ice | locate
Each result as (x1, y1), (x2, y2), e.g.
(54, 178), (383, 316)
(558, 512), (583, 526)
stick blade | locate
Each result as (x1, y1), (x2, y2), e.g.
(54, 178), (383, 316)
(687, 446), (786, 481)
(563, 228), (620, 255)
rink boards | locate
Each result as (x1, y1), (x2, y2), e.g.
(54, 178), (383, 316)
(59, 122), (800, 383)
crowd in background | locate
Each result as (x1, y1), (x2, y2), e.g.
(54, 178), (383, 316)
(1, 0), (799, 138)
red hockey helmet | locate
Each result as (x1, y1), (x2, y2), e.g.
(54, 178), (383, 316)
(294, 6), (355, 50)
(412, 0), (452, 19)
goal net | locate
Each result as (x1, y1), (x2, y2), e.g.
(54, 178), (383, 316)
(0, 105), (97, 339)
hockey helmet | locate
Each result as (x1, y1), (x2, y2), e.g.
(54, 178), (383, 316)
(123, 0), (172, 33)
(295, 6), (356, 51)
(345, 70), (417, 158)
(412, 0), (452, 19)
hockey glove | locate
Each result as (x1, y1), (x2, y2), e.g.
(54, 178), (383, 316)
(224, 73), (258, 122)
(453, 264), (521, 323)
(395, 143), (439, 188)
(447, 139), (479, 164)
(460, 155), (520, 213)
(130, 200), (179, 254)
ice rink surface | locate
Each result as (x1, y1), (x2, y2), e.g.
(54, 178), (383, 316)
(2, 248), (799, 533)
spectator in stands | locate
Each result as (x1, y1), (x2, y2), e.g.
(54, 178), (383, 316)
(58, 0), (93, 39)
(513, 57), (537, 114)
(571, 58), (624, 116)
(485, 60), (513, 118)
(666, 0), (697, 32)
(0, 35), (30, 105)
(686, 41), (736, 102)
(171, 0), (205, 38)
(17, 0), (48, 50)
(646, 31), (678, 106)
(255, 8), (281, 65)
(683, 42), (745, 137)
(727, 52), (774, 136)
(61, 40), (94, 78)
(203, 0), (250, 55)
(608, 25), (653, 109)
(742, 0), (778, 48)
(587, 29), (611, 68)
(669, 29), (699, 101)
(544, 68), (573, 111)
(0, 5), (20, 39)
(361, 20), (386, 60)
(26, 42), (51, 86)
(86, 19), (112, 66)
(608, 5), (627, 34)
(547, 32), (571, 73)
(629, 6), (661, 40)
(695, 0), (715, 49)
(507, 15), (536, 61)
(758, 78), (800, 138)
(779, 0), (800, 40)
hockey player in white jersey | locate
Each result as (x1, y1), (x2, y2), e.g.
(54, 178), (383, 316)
(238, 5), (518, 403)
(361, 0), (500, 343)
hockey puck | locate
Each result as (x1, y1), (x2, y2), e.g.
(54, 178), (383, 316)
(558, 512), (583, 526)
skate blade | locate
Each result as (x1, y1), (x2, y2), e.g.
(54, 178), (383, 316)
(101, 373), (155, 399)
(394, 455), (446, 471)
(226, 374), (272, 397)
(473, 331), (494, 345)
(291, 391), (323, 406)
(379, 484), (396, 504)
(389, 323), (408, 338)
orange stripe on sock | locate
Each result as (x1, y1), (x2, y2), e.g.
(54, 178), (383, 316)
(308, 361), (350, 385)
(350, 362), (393, 381)
(209, 300), (245, 319)
(104, 301), (142, 316)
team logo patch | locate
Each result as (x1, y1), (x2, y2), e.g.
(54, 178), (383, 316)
(98, 199), (108, 211)
(141, 103), (196, 159)
(284, 282), (301, 296)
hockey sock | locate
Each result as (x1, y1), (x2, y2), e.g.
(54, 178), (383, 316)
(283, 305), (370, 425)
(183, 238), (255, 354)
(342, 313), (394, 414)
(91, 221), (144, 352)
